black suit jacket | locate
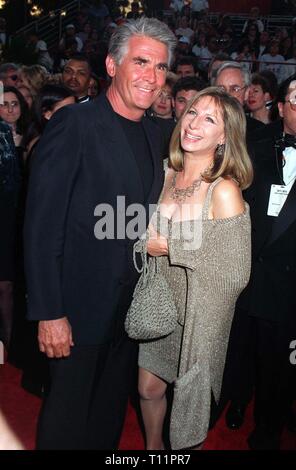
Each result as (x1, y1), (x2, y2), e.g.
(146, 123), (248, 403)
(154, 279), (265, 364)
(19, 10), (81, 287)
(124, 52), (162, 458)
(24, 94), (164, 345)
(238, 121), (296, 324)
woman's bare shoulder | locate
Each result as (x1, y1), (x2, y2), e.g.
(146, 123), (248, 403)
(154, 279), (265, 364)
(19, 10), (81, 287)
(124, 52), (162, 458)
(211, 178), (244, 219)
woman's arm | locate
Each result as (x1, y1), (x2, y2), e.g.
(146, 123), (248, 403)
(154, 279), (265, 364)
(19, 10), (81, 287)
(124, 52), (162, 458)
(146, 223), (168, 257)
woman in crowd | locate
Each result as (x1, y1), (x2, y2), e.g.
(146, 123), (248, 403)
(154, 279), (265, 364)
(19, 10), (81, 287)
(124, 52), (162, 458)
(88, 73), (101, 99)
(150, 73), (177, 120)
(23, 84), (75, 164)
(148, 73), (177, 158)
(246, 72), (277, 124)
(137, 87), (253, 450)
(19, 64), (48, 100)
(0, 121), (20, 350)
(231, 39), (255, 74)
(0, 86), (29, 164)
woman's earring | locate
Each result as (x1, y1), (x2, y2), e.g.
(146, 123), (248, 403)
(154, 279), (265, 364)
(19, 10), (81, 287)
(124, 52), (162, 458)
(216, 143), (225, 156)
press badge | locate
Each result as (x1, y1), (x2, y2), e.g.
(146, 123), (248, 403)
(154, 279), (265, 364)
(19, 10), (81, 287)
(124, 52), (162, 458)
(267, 184), (289, 217)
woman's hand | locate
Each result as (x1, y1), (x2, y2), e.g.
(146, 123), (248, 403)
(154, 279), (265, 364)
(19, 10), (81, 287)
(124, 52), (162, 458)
(146, 223), (168, 257)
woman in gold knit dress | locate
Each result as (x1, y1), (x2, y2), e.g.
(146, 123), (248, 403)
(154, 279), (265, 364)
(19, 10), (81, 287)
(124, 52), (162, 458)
(137, 87), (253, 450)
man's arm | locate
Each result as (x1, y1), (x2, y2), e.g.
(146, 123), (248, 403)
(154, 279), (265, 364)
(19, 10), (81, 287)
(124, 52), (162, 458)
(24, 106), (82, 356)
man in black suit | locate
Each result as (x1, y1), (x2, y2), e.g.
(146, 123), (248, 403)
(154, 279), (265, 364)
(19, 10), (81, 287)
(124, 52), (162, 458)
(24, 17), (176, 450)
(224, 74), (296, 449)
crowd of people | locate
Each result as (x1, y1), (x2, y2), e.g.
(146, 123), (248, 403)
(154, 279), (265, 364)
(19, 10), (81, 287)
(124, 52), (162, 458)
(0, 3), (296, 452)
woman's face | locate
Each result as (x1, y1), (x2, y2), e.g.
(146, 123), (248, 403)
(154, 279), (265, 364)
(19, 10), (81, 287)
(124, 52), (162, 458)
(88, 78), (99, 98)
(247, 84), (270, 112)
(181, 96), (225, 158)
(151, 85), (173, 119)
(0, 92), (21, 125)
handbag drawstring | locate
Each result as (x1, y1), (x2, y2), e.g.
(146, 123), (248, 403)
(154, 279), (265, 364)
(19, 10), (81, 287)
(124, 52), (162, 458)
(132, 233), (155, 286)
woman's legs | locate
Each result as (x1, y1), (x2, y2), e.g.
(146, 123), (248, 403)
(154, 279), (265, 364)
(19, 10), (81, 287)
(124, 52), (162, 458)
(138, 367), (167, 450)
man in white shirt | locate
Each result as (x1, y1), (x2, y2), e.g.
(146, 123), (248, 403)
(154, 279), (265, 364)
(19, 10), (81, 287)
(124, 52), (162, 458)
(175, 16), (194, 41)
(259, 40), (285, 84)
(59, 24), (83, 53)
(242, 6), (264, 34)
(282, 45), (296, 82)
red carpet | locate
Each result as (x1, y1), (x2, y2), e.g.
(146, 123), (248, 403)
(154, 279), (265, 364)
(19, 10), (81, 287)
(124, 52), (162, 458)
(0, 362), (295, 450)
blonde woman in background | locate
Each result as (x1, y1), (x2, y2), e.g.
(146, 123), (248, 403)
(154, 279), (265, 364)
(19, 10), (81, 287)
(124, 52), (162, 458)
(19, 65), (48, 100)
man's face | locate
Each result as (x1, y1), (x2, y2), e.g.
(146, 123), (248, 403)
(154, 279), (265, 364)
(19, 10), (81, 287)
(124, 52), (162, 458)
(278, 82), (296, 135)
(62, 60), (91, 98)
(215, 68), (248, 105)
(106, 35), (168, 121)
(173, 89), (198, 120)
(176, 64), (195, 78)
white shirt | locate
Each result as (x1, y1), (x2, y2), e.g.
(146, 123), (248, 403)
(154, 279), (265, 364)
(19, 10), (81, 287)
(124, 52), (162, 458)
(0, 32), (6, 45)
(175, 27), (194, 40)
(192, 45), (212, 69)
(282, 58), (296, 81)
(242, 19), (264, 34)
(259, 53), (285, 82)
(191, 0), (209, 12)
(283, 147), (296, 187)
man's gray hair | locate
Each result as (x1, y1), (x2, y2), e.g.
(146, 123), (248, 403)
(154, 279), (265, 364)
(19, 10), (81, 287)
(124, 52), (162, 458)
(212, 61), (251, 87)
(0, 63), (19, 80)
(108, 17), (177, 68)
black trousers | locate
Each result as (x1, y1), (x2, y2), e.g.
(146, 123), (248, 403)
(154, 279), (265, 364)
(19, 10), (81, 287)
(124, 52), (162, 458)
(253, 317), (296, 432)
(36, 334), (137, 449)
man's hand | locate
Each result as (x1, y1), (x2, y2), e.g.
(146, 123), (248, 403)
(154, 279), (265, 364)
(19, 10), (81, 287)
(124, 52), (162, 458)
(38, 317), (74, 358)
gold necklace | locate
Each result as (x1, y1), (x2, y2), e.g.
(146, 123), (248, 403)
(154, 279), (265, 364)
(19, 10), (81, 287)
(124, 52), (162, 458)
(169, 172), (202, 203)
